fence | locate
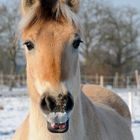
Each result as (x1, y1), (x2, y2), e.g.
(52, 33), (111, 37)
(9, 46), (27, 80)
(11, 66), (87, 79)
(0, 70), (140, 88)
(0, 73), (26, 87)
(82, 75), (136, 88)
(82, 71), (140, 88)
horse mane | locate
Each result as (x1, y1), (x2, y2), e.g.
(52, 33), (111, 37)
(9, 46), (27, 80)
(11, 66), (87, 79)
(19, 0), (81, 31)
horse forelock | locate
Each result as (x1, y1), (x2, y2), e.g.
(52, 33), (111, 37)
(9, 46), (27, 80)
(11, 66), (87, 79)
(19, 1), (81, 32)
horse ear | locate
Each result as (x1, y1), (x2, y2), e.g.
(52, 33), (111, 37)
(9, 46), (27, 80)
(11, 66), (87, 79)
(67, 0), (79, 13)
(21, 0), (37, 15)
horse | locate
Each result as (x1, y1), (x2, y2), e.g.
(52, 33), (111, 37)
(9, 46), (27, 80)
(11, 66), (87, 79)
(13, 0), (134, 140)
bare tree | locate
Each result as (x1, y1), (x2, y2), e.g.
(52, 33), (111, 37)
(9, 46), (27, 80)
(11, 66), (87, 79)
(0, 1), (22, 88)
(97, 7), (140, 75)
(80, 0), (140, 76)
(0, 1), (20, 75)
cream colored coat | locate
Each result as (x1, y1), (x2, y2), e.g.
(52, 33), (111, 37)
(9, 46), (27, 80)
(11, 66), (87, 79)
(13, 84), (133, 140)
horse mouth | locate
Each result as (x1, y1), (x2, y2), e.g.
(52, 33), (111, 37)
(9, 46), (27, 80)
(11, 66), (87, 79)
(47, 120), (69, 133)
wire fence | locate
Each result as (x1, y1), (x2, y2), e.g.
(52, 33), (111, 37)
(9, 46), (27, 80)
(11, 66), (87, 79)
(0, 70), (139, 88)
(0, 73), (26, 88)
(81, 74), (137, 88)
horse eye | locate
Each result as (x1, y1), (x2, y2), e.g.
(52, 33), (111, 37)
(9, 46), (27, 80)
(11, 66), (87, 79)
(23, 41), (34, 51)
(73, 39), (83, 49)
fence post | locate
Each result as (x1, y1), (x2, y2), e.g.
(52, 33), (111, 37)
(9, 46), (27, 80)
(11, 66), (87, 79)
(95, 74), (99, 85)
(0, 72), (4, 85)
(113, 72), (119, 88)
(22, 74), (26, 86)
(126, 76), (130, 88)
(19, 75), (22, 86)
(17, 75), (20, 87)
(100, 75), (104, 87)
(135, 70), (140, 89)
(128, 92), (134, 119)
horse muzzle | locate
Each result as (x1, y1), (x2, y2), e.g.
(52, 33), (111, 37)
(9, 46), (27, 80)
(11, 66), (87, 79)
(40, 92), (74, 133)
(47, 112), (70, 133)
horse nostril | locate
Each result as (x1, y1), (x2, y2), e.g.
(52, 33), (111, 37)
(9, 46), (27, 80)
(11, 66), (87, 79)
(40, 97), (48, 111)
(40, 93), (74, 113)
(65, 93), (74, 112)
(40, 96), (56, 113)
(47, 96), (56, 111)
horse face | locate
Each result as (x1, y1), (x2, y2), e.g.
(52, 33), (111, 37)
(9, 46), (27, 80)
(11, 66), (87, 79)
(21, 0), (81, 133)
(22, 20), (82, 133)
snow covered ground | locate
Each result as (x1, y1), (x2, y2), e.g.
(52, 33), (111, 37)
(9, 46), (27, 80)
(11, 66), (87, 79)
(0, 87), (28, 140)
(0, 87), (140, 140)
(113, 88), (140, 140)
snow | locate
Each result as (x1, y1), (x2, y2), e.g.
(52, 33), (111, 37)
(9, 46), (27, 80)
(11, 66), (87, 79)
(0, 88), (28, 140)
(113, 88), (140, 140)
(0, 87), (140, 140)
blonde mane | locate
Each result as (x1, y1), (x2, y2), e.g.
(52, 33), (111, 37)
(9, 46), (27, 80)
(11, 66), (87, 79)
(19, 1), (81, 32)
